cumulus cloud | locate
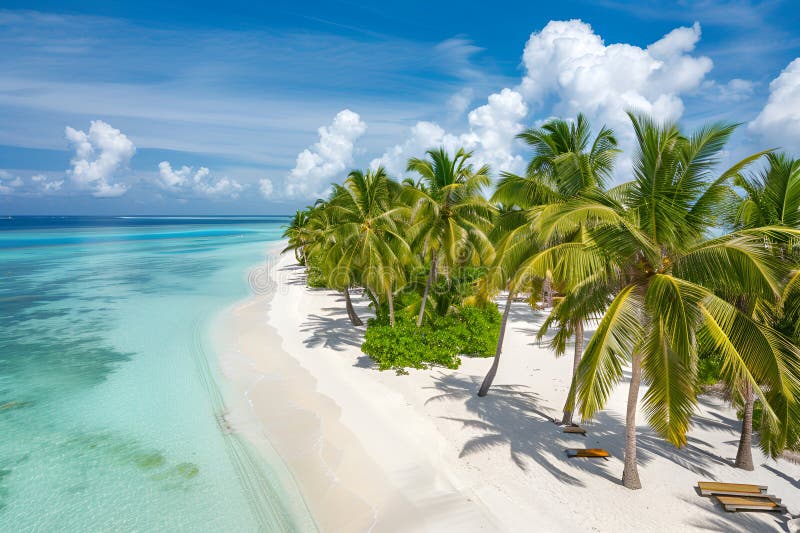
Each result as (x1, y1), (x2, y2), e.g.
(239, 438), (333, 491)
(372, 88), (528, 177)
(749, 58), (800, 147)
(518, 20), (712, 129)
(703, 78), (756, 103)
(447, 88), (474, 117)
(284, 109), (367, 198)
(65, 120), (135, 197)
(461, 88), (528, 173)
(372, 20), (717, 183)
(259, 178), (274, 198)
(157, 161), (244, 199)
(0, 172), (63, 195)
(157, 161), (191, 190)
(371, 121), (449, 176)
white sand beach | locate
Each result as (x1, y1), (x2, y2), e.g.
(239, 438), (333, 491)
(217, 247), (800, 532)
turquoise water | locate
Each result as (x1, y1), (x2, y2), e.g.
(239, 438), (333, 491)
(0, 217), (315, 532)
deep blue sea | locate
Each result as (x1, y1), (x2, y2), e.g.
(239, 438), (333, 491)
(0, 216), (315, 531)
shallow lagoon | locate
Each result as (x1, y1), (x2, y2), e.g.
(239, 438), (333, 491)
(0, 217), (314, 532)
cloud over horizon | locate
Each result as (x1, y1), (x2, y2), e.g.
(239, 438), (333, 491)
(749, 57), (800, 148)
(282, 109), (367, 198)
(65, 120), (135, 197)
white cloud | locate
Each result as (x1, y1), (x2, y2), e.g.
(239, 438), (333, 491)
(32, 173), (62, 193)
(460, 88), (528, 173)
(65, 120), (135, 197)
(372, 20), (716, 183)
(158, 161), (191, 190)
(518, 20), (712, 130)
(447, 88), (474, 117)
(284, 109), (367, 198)
(0, 172), (63, 195)
(372, 88), (528, 177)
(749, 58), (800, 148)
(703, 78), (756, 102)
(42, 178), (64, 192)
(370, 121), (449, 176)
(259, 178), (274, 198)
(157, 161), (244, 199)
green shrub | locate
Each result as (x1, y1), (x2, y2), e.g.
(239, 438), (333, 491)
(305, 255), (329, 288)
(361, 304), (500, 371)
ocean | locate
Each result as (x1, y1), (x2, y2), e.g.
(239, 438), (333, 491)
(0, 216), (315, 532)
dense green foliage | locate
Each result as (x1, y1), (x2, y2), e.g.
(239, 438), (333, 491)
(282, 111), (800, 488)
(362, 304), (500, 371)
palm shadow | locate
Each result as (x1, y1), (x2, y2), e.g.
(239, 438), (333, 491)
(679, 494), (789, 533)
(300, 309), (364, 351)
(277, 263), (309, 286)
(763, 463), (800, 491)
(425, 373), (619, 486)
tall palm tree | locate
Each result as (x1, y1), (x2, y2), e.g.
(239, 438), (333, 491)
(325, 167), (410, 327)
(478, 115), (619, 407)
(723, 153), (800, 469)
(532, 113), (800, 489)
(405, 148), (495, 327)
(282, 207), (313, 264)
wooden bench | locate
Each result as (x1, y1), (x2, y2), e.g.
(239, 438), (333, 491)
(715, 495), (787, 513)
(697, 481), (768, 497)
(565, 448), (609, 459)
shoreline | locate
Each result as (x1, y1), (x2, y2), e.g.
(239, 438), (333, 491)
(215, 246), (499, 531)
(216, 246), (800, 532)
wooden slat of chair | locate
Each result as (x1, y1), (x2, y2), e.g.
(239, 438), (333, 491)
(697, 481), (768, 496)
(715, 494), (786, 513)
(566, 448), (609, 459)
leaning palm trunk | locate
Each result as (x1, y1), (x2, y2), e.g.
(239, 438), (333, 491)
(343, 287), (363, 326)
(622, 353), (643, 489)
(478, 291), (514, 397)
(561, 319), (584, 425)
(542, 276), (553, 307)
(734, 383), (756, 471)
(417, 251), (437, 327)
(386, 287), (395, 327)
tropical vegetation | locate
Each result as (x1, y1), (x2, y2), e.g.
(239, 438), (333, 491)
(283, 111), (800, 490)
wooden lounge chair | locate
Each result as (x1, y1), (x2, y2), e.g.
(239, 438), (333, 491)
(563, 425), (586, 435)
(697, 481), (768, 497)
(565, 448), (609, 459)
(715, 495), (787, 513)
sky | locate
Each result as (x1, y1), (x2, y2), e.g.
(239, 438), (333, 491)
(1, 1), (799, 215)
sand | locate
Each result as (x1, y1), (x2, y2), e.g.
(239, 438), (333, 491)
(217, 246), (800, 532)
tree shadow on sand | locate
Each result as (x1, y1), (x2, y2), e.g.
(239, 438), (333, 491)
(277, 264), (309, 286)
(425, 373), (739, 489)
(678, 494), (789, 533)
(300, 305), (365, 351)
(424, 373), (617, 486)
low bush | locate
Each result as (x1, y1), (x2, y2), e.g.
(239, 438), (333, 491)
(305, 255), (329, 288)
(361, 304), (500, 371)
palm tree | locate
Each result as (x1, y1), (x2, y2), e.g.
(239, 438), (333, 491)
(405, 148), (495, 327)
(532, 113), (799, 489)
(282, 207), (312, 264)
(478, 114), (619, 407)
(325, 167), (410, 327)
(723, 153), (800, 469)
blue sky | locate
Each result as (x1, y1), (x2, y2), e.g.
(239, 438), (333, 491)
(1, 1), (799, 215)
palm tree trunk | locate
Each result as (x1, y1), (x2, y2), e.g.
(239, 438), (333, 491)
(478, 291), (514, 397)
(561, 319), (584, 425)
(417, 251), (437, 327)
(387, 287), (395, 327)
(622, 352), (643, 490)
(343, 287), (363, 326)
(542, 276), (553, 307)
(734, 383), (756, 471)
